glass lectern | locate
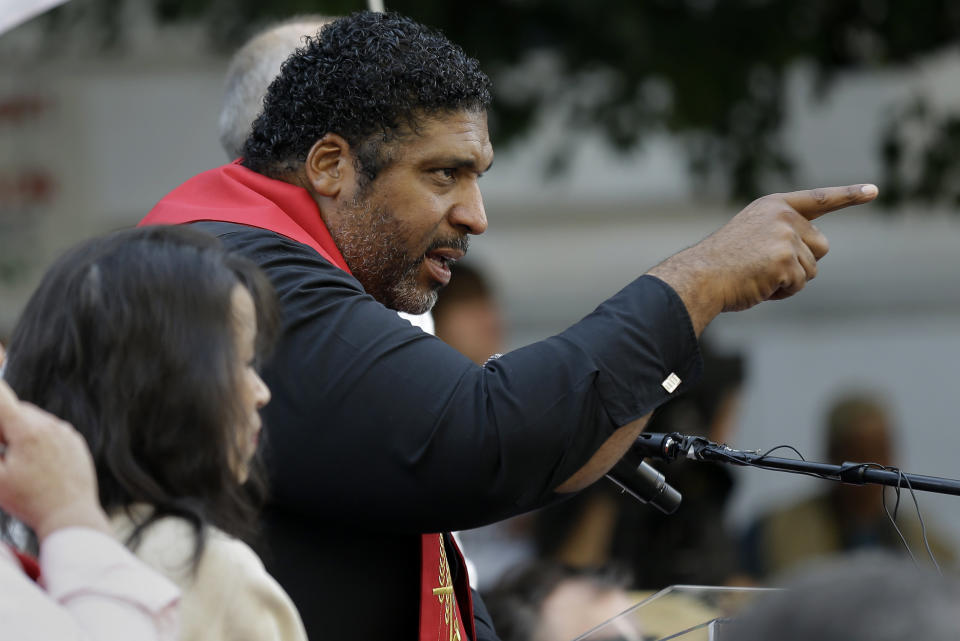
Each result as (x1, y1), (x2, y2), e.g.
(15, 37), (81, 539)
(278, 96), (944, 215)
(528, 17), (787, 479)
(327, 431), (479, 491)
(573, 585), (779, 641)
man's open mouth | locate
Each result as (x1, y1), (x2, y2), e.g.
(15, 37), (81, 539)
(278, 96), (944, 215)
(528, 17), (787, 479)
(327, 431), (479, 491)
(424, 248), (464, 285)
(426, 248), (465, 266)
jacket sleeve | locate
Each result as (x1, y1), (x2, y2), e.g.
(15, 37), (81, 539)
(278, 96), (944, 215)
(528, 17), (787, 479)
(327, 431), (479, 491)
(207, 224), (702, 533)
(39, 527), (181, 641)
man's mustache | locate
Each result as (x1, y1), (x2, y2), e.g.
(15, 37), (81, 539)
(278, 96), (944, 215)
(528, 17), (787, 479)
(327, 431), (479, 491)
(424, 235), (469, 256)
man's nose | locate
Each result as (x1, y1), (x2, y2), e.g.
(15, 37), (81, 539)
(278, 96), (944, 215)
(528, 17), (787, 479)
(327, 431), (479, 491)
(449, 182), (488, 235)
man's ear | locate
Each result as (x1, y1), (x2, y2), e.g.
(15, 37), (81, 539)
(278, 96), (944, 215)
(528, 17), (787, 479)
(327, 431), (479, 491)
(304, 133), (354, 198)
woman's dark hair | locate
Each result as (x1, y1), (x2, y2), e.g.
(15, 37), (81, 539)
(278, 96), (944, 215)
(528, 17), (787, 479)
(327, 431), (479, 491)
(243, 10), (492, 181)
(4, 225), (280, 565)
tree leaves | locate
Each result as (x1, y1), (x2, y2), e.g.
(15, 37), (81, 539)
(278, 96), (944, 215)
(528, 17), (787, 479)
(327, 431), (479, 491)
(33, 0), (960, 207)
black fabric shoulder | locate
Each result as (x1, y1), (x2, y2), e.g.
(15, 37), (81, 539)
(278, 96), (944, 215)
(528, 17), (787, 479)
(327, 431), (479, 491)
(190, 222), (363, 291)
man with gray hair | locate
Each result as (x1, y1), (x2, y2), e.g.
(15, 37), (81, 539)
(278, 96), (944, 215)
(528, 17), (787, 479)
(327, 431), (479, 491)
(218, 16), (332, 160)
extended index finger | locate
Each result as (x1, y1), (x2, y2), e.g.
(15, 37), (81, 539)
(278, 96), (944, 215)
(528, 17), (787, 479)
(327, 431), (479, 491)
(781, 184), (879, 220)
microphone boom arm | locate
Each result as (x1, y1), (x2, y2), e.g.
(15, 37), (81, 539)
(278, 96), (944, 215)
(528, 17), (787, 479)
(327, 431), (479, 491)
(633, 432), (960, 498)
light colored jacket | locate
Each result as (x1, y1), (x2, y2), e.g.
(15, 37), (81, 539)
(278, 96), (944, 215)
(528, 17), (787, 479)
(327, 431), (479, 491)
(111, 507), (307, 641)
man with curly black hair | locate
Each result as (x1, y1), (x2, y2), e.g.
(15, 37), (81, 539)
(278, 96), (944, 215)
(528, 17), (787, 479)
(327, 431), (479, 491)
(143, 11), (877, 641)
(241, 11), (493, 316)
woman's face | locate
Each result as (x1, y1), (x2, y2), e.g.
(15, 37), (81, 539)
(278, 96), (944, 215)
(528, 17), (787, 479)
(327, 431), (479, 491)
(231, 284), (271, 482)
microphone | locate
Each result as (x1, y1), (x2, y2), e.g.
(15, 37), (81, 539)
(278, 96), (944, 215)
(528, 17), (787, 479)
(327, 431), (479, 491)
(605, 446), (682, 514)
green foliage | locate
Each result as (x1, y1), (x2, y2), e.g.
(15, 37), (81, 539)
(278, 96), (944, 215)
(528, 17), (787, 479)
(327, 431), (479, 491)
(40, 0), (960, 206)
(880, 99), (960, 208)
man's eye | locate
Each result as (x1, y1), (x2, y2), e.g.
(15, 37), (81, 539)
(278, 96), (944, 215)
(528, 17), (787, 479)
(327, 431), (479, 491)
(434, 168), (456, 181)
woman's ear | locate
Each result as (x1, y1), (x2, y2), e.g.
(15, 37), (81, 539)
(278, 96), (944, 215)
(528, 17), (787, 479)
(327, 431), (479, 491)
(304, 133), (355, 198)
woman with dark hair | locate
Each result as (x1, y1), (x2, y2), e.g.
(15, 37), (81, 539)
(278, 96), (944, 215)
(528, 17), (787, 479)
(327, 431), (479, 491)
(4, 226), (307, 641)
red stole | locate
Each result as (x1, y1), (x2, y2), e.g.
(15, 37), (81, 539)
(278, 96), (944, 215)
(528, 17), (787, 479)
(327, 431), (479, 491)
(141, 162), (475, 640)
(420, 534), (475, 641)
(139, 161), (350, 273)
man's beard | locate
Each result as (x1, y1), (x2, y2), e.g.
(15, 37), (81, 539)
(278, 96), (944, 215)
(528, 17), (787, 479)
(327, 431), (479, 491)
(329, 194), (468, 314)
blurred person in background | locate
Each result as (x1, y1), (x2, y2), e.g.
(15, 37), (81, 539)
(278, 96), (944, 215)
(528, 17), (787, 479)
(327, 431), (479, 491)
(534, 342), (747, 588)
(484, 562), (639, 641)
(3, 226), (308, 641)
(740, 392), (954, 578)
(725, 552), (960, 641)
(432, 262), (505, 366)
(0, 379), (180, 641)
